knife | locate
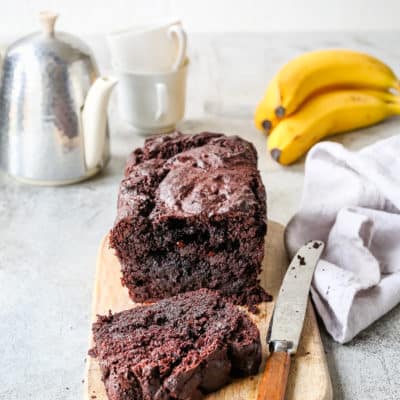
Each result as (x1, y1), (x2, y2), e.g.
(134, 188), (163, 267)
(257, 240), (325, 400)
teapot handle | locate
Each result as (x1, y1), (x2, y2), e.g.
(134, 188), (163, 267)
(82, 77), (117, 170)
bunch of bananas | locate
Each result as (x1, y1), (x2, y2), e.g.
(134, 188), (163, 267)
(255, 49), (400, 165)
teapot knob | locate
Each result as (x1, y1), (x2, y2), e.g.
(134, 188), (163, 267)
(39, 11), (58, 37)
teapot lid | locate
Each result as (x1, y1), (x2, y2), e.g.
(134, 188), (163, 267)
(4, 11), (97, 67)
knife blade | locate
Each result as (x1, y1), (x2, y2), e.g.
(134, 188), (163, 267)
(257, 240), (324, 400)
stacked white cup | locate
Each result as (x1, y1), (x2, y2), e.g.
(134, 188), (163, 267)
(107, 20), (188, 135)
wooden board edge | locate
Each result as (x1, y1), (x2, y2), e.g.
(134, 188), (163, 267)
(83, 225), (333, 400)
(83, 235), (108, 400)
(308, 305), (333, 400)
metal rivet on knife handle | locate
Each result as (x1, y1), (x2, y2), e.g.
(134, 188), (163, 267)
(257, 240), (325, 399)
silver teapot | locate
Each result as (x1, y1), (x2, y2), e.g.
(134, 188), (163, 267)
(0, 12), (117, 185)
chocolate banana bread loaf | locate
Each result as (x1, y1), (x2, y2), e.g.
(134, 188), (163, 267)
(89, 289), (261, 400)
(110, 132), (270, 309)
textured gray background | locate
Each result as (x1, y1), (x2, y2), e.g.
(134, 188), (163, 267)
(1, 32), (400, 399)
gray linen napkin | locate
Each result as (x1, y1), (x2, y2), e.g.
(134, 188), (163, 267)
(285, 135), (400, 343)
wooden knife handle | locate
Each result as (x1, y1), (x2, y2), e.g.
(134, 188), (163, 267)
(257, 351), (291, 400)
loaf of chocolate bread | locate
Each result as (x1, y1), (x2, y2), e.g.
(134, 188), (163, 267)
(89, 289), (261, 400)
(110, 132), (270, 309)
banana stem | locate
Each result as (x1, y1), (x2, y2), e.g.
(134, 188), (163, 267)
(275, 106), (286, 118)
(262, 120), (273, 133)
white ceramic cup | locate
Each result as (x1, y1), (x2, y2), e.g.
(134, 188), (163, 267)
(107, 20), (187, 73)
(117, 59), (188, 135)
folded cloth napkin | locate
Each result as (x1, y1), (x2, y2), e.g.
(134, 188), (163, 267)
(285, 135), (400, 343)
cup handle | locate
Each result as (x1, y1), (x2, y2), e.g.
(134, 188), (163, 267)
(155, 82), (168, 121)
(168, 24), (187, 71)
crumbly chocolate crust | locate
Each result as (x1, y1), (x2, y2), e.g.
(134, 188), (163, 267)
(89, 289), (262, 400)
(110, 132), (270, 309)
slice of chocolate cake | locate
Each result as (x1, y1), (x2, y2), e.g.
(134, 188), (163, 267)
(89, 289), (261, 400)
(110, 132), (270, 309)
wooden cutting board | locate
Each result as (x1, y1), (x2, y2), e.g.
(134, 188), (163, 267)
(84, 221), (332, 400)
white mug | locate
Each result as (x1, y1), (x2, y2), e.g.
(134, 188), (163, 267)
(117, 59), (188, 135)
(107, 20), (187, 73)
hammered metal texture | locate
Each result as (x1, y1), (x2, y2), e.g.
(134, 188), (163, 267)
(0, 31), (109, 183)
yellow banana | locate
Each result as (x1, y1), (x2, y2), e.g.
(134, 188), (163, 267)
(255, 49), (400, 134)
(267, 89), (400, 165)
(255, 73), (280, 133)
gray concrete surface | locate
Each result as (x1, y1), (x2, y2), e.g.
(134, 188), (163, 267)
(1, 32), (400, 399)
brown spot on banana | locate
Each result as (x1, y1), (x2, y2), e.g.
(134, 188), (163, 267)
(270, 148), (282, 162)
(275, 106), (286, 118)
(262, 120), (272, 133)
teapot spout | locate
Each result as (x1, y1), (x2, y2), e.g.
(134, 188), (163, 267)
(82, 76), (117, 170)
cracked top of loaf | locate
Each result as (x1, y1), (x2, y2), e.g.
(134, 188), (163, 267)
(117, 131), (266, 222)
